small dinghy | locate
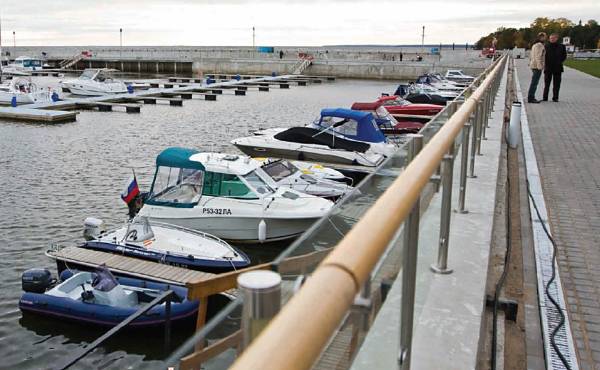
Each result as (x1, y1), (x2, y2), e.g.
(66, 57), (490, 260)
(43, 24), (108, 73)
(79, 217), (251, 272)
(19, 267), (198, 328)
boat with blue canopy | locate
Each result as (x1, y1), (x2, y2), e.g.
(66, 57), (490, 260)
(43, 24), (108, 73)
(231, 108), (397, 166)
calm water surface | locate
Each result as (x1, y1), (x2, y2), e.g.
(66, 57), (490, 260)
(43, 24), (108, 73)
(0, 75), (397, 370)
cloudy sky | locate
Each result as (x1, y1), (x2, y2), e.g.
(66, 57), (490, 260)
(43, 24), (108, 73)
(1, 0), (598, 46)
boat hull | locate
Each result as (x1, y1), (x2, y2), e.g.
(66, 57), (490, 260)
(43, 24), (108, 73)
(80, 241), (250, 272)
(19, 275), (198, 328)
(234, 142), (383, 167)
(143, 214), (319, 243)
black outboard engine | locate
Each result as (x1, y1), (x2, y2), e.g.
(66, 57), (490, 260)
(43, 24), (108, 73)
(22, 268), (55, 293)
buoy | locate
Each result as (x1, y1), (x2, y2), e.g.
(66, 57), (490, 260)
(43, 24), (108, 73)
(258, 220), (267, 243)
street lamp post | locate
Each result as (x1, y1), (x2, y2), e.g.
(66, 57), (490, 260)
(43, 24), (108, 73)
(119, 28), (123, 59)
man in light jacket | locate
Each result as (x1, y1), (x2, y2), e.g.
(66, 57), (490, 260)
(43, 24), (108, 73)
(527, 32), (547, 103)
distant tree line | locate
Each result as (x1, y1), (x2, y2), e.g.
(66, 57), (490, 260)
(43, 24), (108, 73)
(475, 17), (600, 50)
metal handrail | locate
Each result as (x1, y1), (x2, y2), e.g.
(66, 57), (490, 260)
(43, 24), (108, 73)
(229, 54), (507, 370)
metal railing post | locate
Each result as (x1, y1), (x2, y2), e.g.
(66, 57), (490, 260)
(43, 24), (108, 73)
(476, 100), (484, 155)
(455, 119), (471, 214)
(398, 134), (423, 370)
(238, 270), (282, 350)
(481, 91), (489, 140)
(431, 151), (454, 274)
(468, 101), (480, 178)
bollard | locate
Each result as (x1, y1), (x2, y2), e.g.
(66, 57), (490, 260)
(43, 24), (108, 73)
(455, 121), (471, 214)
(507, 102), (522, 148)
(468, 102), (480, 178)
(238, 270), (282, 349)
(431, 153), (454, 275)
(399, 134), (423, 370)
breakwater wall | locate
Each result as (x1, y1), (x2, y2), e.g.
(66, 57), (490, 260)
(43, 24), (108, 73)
(8, 46), (490, 79)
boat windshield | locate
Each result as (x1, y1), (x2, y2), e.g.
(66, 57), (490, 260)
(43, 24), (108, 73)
(261, 160), (298, 181)
(375, 106), (398, 124)
(243, 171), (274, 196)
(80, 70), (97, 80)
(382, 97), (409, 107)
(147, 166), (204, 207)
(317, 116), (359, 137)
(22, 59), (43, 68)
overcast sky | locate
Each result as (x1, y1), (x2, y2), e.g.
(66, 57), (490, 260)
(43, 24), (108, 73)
(1, 0), (599, 46)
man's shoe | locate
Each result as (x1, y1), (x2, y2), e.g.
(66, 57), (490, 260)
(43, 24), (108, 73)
(542, 98), (548, 101)
(528, 99), (541, 104)
(552, 98), (559, 102)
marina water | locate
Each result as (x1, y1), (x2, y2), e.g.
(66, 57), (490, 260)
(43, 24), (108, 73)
(0, 75), (396, 369)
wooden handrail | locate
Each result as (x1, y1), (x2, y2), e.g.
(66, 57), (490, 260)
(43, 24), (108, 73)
(229, 55), (507, 370)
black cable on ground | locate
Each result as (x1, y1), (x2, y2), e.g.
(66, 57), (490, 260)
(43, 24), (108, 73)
(527, 179), (572, 370)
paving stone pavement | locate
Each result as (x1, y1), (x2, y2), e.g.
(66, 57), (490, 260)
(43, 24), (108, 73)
(517, 60), (600, 369)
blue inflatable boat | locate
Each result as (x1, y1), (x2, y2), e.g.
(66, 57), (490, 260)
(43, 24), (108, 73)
(19, 268), (199, 328)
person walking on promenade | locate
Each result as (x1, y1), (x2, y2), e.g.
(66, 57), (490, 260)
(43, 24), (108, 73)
(543, 33), (567, 102)
(527, 32), (546, 103)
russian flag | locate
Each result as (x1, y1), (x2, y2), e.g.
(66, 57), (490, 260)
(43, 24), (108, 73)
(121, 175), (140, 204)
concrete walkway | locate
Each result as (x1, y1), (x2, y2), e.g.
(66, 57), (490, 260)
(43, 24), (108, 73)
(351, 62), (507, 370)
(517, 60), (600, 369)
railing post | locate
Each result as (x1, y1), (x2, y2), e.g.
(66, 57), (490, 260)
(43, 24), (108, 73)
(238, 270), (282, 350)
(468, 101), (480, 178)
(398, 134), (423, 370)
(431, 151), (454, 275)
(481, 91), (489, 141)
(455, 119), (471, 214)
(476, 100), (484, 155)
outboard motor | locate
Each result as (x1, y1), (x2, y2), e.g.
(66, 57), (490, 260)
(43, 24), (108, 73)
(83, 217), (106, 241)
(22, 268), (55, 293)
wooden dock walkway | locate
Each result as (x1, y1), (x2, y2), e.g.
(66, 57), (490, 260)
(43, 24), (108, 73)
(47, 246), (215, 285)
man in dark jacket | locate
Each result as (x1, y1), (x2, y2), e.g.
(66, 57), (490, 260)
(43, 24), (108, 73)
(543, 33), (567, 102)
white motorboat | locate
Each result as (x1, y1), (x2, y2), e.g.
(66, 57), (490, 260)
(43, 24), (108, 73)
(256, 157), (353, 200)
(410, 83), (459, 99)
(0, 78), (54, 104)
(78, 216), (250, 271)
(60, 68), (128, 96)
(6, 56), (44, 74)
(232, 109), (397, 167)
(445, 69), (475, 83)
(415, 74), (463, 93)
(137, 147), (334, 243)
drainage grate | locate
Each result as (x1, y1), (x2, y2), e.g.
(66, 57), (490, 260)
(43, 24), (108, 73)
(516, 68), (579, 370)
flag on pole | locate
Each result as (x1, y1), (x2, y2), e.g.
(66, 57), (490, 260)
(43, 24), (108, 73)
(121, 172), (140, 204)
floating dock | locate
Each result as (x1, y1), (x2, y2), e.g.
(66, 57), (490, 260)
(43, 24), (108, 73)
(0, 74), (331, 123)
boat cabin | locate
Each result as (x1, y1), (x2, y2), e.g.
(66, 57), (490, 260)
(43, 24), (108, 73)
(311, 108), (386, 144)
(350, 101), (399, 128)
(11, 56), (44, 70)
(79, 68), (119, 82)
(145, 148), (276, 208)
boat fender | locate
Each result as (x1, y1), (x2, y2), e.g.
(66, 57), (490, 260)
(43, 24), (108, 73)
(127, 84), (134, 94)
(11, 96), (17, 107)
(51, 92), (60, 102)
(258, 220), (267, 243)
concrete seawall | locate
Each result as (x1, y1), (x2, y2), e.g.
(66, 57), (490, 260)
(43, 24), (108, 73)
(8, 46), (490, 79)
